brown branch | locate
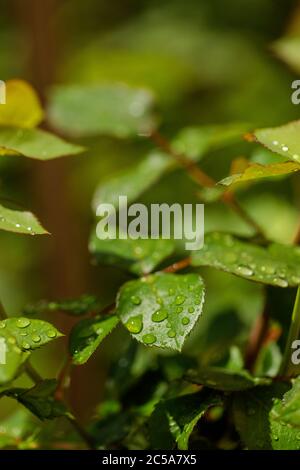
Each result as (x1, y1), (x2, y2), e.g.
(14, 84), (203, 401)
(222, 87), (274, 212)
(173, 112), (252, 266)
(149, 130), (265, 238)
(163, 257), (192, 273)
(245, 301), (270, 372)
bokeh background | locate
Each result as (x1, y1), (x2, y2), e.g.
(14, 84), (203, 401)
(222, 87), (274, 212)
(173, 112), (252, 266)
(1, 0), (300, 425)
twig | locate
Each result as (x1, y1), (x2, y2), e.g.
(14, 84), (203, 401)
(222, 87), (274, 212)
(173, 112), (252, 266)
(55, 356), (72, 401)
(245, 301), (270, 372)
(149, 130), (265, 238)
(163, 257), (192, 273)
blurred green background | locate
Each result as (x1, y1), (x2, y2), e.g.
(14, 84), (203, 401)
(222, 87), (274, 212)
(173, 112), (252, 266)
(1, 0), (300, 423)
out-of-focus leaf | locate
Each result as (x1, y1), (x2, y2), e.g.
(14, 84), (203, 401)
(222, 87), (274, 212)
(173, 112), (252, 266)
(220, 161), (300, 186)
(92, 151), (169, 212)
(173, 123), (251, 162)
(186, 367), (269, 391)
(116, 273), (205, 351)
(233, 384), (300, 450)
(273, 37), (300, 74)
(48, 84), (156, 138)
(69, 315), (119, 365)
(0, 336), (29, 385)
(254, 342), (282, 378)
(191, 232), (300, 288)
(89, 232), (175, 275)
(0, 80), (43, 128)
(0, 204), (48, 235)
(0, 128), (84, 160)
(254, 121), (300, 163)
(271, 376), (300, 428)
(1, 380), (68, 421)
(23, 295), (101, 317)
(149, 390), (222, 450)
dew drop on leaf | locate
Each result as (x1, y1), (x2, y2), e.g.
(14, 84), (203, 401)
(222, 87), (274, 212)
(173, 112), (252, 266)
(125, 315), (143, 334)
(16, 318), (31, 328)
(142, 333), (156, 344)
(151, 309), (168, 323)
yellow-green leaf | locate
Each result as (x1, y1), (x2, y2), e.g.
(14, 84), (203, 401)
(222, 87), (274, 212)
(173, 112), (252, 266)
(254, 121), (300, 163)
(0, 80), (43, 129)
(220, 161), (300, 186)
(0, 204), (48, 235)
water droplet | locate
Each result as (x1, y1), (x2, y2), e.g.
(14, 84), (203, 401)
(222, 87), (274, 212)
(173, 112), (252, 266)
(188, 306), (195, 313)
(151, 309), (168, 323)
(130, 295), (141, 305)
(181, 317), (190, 325)
(46, 329), (57, 338)
(125, 315), (143, 334)
(142, 333), (156, 344)
(31, 334), (41, 343)
(273, 277), (288, 288)
(236, 265), (254, 277)
(175, 295), (186, 305)
(273, 435), (279, 441)
(168, 330), (176, 338)
(282, 145), (289, 152)
(15, 223), (21, 228)
(16, 318), (30, 328)
(176, 307), (183, 313)
(22, 341), (30, 350)
(293, 154), (300, 162)
(272, 140), (279, 146)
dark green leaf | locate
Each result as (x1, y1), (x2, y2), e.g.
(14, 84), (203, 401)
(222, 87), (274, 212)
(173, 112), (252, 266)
(186, 367), (269, 391)
(23, 295), (101, 317)
(233, 384), (300, 450)
(1, 380), (68, 420)
(116, 273), (205, 351)
(69, 315), (119, 365)
(191, 232), (300, 288)
(149, 390), (222, 450)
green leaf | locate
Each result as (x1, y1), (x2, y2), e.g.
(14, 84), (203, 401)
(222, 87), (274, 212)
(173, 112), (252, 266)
(0, 317), (63, 352)
(220, 161), (300, 186)
(254, 121), (300, 164)
(69, 315), (119, 365)
(23, 295), (101, 317)
(273, 37), (300, 74)
(48, 84), (157, 138)
(0, 80), (43, 128)
(149, 390), (222, 450)
(0, 336), (29, 385)
(191, 232), (300, 288)
(92, 151), (169, 212)
(116, 273), (205, 351)
(233, 384), (300, 450)
(173, 123), (251, 162)
(186, 367), (269, 391)
(1, 380), (68, 420)
(0, 128), (84, 160)
(0, 204), (48, 235)
(89, 232), (175, 275)
(271, 376), (300, 428)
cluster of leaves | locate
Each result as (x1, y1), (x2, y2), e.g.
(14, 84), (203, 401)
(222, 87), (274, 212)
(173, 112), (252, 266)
(1, 77), (300, 450)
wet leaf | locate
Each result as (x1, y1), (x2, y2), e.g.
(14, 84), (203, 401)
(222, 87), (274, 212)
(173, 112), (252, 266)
(23, 295), (101, 317)
(220, 161), (300, 186)
(233, 384), (300, 450)
(116, 273), (205, 351)
(0, 80), (43, 128)
(69, 315), (119, 365)
(191, 232), (300, 288)
(0, 204), (48, 235)
(271, 376), (300, 428)
(48, 84), (157, 138)
(149, 390), (222, 450)
(254, 121), (300, 163)
(0, 128), (84, 160)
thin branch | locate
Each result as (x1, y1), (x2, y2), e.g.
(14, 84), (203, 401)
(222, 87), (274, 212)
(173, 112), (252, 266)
(25, 362), (43, 383)
(245, 301), (270, 372)
(163, 257), (192, 273)
(55, 356), (72, 401)
(149, 130), (265, 238)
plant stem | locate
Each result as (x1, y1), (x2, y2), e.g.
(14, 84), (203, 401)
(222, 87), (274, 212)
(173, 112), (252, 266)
(163, 257), (192, 273)
(149, 130), (265, 238)
(25, 362), (43, 383)
(280, 286), (300, 377)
